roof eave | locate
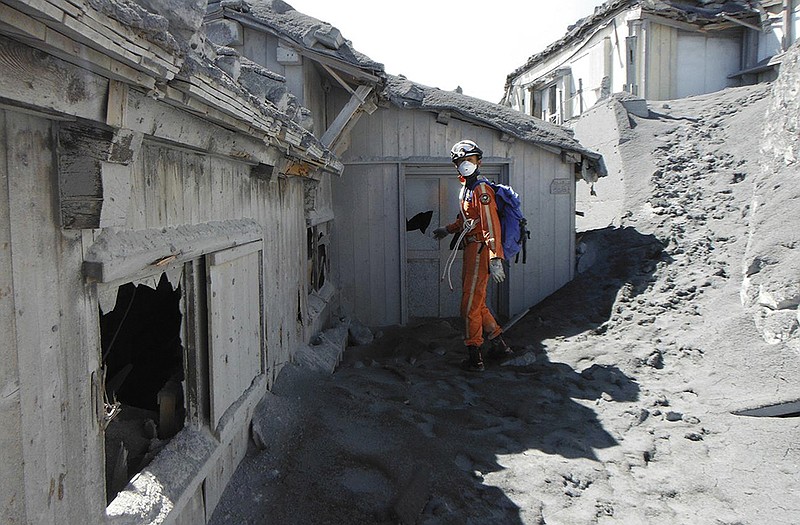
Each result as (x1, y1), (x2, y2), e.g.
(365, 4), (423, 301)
(219, 9), (384, 85)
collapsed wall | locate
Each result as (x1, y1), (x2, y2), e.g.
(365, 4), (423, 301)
(742, 41), (800, 352)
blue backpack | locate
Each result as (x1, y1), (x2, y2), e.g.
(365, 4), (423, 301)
(478, 180), (530, 263)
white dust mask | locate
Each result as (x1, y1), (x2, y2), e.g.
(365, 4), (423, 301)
(457, 160), (477, 177)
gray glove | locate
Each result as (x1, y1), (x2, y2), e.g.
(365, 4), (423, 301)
(489, 258), (505, 284)
(433, 227), (449, 240)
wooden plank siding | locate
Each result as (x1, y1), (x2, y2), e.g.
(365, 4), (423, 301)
(334, 105), (577, 326)
(0, 105), (310, 522)
(0, 109), (25, 525)
(646, 23), (679, 100)
(1, 108), (107, 525)
(207, 244), (263, 430)
(129, 142), (307, 381)
(330, 162), (402, 326)
(7, 111), (69, 525)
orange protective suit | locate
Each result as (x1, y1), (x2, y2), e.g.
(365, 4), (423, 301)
(445, 177), (505, 347)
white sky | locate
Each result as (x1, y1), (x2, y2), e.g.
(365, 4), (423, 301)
(286, 0), (604, 103)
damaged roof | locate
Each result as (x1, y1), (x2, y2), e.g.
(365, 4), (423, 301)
(23, 0), (343, 173)
(507, 0), (762, 83)
(205, 0), (384, 77)
(384, 75), (606, 176)
(203, 0), (604, 175)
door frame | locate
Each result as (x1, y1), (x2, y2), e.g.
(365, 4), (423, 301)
(401, 160), (511, 325)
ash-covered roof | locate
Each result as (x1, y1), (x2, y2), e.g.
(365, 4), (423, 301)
(206, 0), (384, 75)
(507, 0), (762, 84)
(384, 75), (606, 176)
(75, 0), (342, 173)
(207, 1), (604, 174)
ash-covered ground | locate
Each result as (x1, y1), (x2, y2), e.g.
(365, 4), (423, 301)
(209, 76), (800, 525)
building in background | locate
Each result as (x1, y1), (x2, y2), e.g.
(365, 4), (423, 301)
(337, 75), (604, 326)
(206, 1), (606, 329)
(502, 0), (799, 124)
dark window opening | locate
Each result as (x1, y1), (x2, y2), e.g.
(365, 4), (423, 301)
(528, 87), (536, 117)
(317, 240), (327, 288)
(307, 223), (330, 294)
(548, 84), (558, 121)
(297, 290), (304, 325)
(100, 273), (185, 504)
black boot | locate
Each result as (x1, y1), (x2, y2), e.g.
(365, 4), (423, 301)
(461, 345), (485, 372)
(486, 336), (513, 360)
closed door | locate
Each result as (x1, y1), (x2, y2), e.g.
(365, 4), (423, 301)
(405, 168), (501, 320)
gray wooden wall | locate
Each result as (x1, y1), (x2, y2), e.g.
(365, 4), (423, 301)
(130, 142), (308, 376)
(0, 109), (104, 524)
(0, 107), (310, 524)
(332, 104), (576, 327)
(331, 162), (403, 326)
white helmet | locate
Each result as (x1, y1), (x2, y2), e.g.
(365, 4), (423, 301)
(450, 140), (483, 162)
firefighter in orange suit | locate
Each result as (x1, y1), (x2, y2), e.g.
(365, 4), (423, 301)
(433, 140), (513, 372)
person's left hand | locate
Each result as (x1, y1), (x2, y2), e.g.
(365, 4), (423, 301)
(433, 227), (449, 240)
(489, 258), (505, 283)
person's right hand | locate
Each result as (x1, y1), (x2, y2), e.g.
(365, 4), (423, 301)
(433, 227), (449, 240)
(489, 258), (505, 283)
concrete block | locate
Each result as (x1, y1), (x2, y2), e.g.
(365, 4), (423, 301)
(620, 97), (649, 118)
(215, 54), (240, 82)
(349, 319), (374, 346)
(314, 26), (344, 50)
(239, 68), (287, 105)
(294, 319), (350, 374)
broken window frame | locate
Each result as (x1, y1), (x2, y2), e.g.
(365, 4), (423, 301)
(98, 268), (190, 505)
(88, 223), (267, 509)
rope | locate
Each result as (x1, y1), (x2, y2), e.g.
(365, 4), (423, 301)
(441, 218), (477, 291)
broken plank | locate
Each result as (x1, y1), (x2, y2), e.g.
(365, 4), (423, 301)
(41, 25), (157, 90)
(50, 10), (179, 80)
(185, 75), (272, 126)
(42, 0), (83, 17)
(60, 13), (147, 68)
(0, 2), (48, 41)
(71, 9), (153, 60)
(170, 80), (251, 124)
(69, 7), (181, 72)
(66, 0), (178, 64)
(82, 219), (263, 284)
(5, 0), (66, 24)
(170, 79), (266, 131)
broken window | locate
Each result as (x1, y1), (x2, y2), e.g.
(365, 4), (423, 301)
(532, 89), (543, 119)
(100, 273), (185, 504)
(89, 223), (266, 509)
(547, 84), (561, 124)
(307, 222), (330, 293)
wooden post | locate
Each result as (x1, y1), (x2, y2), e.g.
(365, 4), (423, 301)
(57, 123), (141, 228)
(157, 379), (181, 439)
